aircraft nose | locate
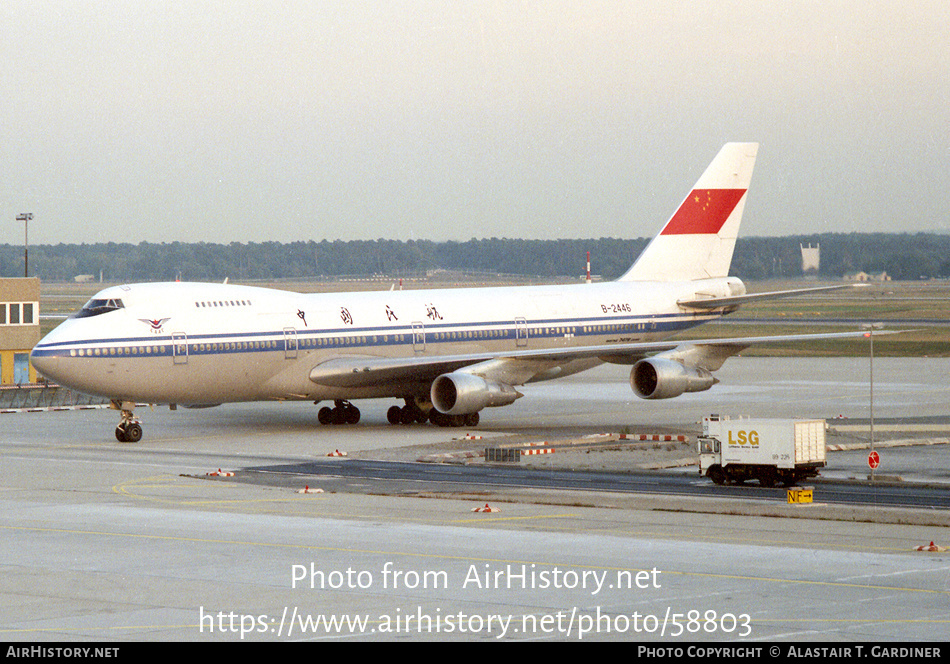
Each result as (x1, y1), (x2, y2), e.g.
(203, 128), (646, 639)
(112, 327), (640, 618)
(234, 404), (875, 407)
(30, 325), (77, 386)
(30, 343), (60, 383)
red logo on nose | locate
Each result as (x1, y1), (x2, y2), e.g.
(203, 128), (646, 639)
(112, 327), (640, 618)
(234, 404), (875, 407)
(140, 318), (170, 332)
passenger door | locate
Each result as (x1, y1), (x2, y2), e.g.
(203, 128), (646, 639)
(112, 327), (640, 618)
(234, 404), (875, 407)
(172, 333), (188, 365)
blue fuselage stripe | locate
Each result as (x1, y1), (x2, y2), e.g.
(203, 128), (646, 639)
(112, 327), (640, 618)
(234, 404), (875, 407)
(32, 312), (714, 358)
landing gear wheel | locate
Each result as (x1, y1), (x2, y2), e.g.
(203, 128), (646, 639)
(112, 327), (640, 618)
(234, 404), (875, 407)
(124, 422), (143, 443)
(399, 406), (416, 425)
(115, 420), (143, 443)
(342, 402), (360, 425)
(387, 406), (402, 425)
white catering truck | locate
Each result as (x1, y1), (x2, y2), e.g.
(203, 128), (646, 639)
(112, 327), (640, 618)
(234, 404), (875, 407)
(698, 415), (826, 487)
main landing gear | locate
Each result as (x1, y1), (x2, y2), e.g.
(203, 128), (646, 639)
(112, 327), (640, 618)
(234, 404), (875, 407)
(317, 400), (361, 425)
(314, 399), (480, 427)
(387, 400), (429, 425)
(429, 410), (479, 428)
(112, 400), (143, 443)
(386, 399), (479, 428)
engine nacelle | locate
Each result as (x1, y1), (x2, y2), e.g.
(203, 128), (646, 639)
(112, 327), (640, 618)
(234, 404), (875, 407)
(431, 372), (521, 415)
(631, 358), (717, 400)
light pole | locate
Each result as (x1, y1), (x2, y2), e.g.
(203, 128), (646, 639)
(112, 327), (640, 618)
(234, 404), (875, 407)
(16, 213), (32, 277)
(861, 322), (884, 482)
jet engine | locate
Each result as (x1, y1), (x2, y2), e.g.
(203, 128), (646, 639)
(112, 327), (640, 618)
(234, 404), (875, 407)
(431, 372), (521, 415)
(630, 358), (717, 400)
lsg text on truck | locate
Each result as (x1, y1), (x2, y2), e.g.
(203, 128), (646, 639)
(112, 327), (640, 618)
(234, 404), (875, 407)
(698, 415), (826, 487)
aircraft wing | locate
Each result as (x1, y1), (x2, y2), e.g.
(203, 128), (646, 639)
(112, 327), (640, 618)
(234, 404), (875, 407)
(678, 284), (866, 309)
(308, 329), (891, 388)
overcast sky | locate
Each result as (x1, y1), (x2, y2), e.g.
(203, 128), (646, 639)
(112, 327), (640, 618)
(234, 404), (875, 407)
(2, 1), (948, 246)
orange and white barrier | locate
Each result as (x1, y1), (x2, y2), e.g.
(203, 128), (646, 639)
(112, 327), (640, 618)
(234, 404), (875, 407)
(206, 468), (234, 477)
(620, 434), (688, 442)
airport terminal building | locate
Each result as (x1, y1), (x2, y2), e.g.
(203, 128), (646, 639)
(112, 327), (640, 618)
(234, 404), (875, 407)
(0, 278), (40, 385)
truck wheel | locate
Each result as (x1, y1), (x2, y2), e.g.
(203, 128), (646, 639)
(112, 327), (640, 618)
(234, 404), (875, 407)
(707, 466), (726, 485)
(758, 471), (776, 488)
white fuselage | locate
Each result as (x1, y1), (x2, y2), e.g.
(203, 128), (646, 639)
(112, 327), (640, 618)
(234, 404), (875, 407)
(30, 277), (741, 406)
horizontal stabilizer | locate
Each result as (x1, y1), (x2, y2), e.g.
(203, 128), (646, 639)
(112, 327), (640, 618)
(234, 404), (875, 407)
(678, 284), (867, 309)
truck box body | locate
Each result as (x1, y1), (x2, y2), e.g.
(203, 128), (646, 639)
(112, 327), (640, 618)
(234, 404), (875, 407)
(699, 415), (826, 486)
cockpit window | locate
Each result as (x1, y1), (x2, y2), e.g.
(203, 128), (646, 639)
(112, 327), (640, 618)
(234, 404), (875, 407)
(74, 298), (125, 318)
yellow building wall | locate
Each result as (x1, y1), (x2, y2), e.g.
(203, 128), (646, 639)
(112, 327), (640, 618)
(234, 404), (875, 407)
(1, 350), (37, 384)
(1, 350), (38, 385)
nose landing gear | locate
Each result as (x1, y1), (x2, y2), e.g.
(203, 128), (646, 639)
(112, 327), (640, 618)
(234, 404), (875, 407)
(112, 400), (143, 443)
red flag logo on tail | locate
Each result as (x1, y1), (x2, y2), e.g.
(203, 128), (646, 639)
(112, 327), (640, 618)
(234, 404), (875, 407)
(661, 188), (747, 235)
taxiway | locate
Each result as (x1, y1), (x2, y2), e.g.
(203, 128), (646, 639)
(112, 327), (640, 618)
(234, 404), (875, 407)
(1, 357), (948, 641)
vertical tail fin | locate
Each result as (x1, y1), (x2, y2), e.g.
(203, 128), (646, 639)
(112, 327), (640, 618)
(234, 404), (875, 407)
(619, 142), (758, 282)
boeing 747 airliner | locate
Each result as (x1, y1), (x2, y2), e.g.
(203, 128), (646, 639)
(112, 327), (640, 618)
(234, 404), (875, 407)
(31, 143), (866, 442)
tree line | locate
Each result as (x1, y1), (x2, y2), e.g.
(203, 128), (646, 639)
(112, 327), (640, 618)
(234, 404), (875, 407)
(2, 232), (949, 283)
